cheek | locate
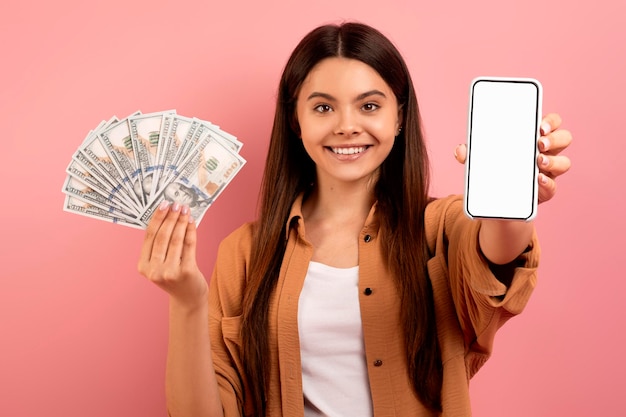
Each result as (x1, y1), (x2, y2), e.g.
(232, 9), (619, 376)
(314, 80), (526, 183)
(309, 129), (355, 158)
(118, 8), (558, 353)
(299, 116), (333, 141)
(299, 132), (323, 159)
(364, 117), (397, 142)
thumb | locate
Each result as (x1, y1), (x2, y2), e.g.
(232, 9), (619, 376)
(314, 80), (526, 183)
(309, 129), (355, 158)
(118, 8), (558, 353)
(454, 144), (467, 164)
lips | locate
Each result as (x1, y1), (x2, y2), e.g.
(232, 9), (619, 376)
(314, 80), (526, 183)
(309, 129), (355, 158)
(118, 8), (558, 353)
(329, 146), (368, 155)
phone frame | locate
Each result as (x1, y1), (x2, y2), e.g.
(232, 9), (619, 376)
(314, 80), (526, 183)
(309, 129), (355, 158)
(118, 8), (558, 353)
(464, 76), (543, 222)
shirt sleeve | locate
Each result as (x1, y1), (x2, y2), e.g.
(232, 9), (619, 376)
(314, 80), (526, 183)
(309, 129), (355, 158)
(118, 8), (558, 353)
(425, 195), (540, 377)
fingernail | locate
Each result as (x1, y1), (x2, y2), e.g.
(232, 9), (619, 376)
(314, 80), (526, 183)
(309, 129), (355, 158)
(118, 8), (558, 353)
(172, 202), (181, 212)
(541, 155), (549, 167)
(540, 173), (549, 184)
(181, 205), (189, 215)
(541, 122), (551, 135)
(454, 144), (461, 159)
(159, 200), (170, 211)
(540, 137), (550, 151)
(188, 215), (195, 224)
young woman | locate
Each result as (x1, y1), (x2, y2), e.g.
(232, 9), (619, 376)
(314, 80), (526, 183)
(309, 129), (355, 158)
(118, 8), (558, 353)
(138, 22), (572, 417)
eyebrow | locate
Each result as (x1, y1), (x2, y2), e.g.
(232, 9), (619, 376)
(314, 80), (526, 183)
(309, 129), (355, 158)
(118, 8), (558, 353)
(306, 89), (387, 102)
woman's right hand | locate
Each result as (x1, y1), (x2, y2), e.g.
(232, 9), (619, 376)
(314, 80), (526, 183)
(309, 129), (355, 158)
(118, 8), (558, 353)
(139, 201), (224, 417)
(137, 200), (208, 310)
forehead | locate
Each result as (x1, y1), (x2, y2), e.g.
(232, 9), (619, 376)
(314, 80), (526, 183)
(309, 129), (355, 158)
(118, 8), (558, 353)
(299, 57), (393, 98)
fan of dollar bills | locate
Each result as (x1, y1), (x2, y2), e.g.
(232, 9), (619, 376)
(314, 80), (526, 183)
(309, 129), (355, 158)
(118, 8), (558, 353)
(62, 110), (246, 229)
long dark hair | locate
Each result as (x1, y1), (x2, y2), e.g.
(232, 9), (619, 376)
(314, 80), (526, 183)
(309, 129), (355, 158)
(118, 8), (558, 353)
(241, 22), (442, 414)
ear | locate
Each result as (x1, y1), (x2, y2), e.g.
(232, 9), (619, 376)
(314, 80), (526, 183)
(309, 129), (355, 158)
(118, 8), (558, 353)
(396, 104), (404, 135)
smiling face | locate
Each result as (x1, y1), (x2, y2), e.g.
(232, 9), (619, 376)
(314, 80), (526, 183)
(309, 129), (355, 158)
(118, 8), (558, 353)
(295, 57), (402, 189)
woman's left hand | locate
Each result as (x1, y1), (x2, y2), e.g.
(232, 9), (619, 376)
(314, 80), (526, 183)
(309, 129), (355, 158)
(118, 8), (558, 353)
(454, 112), (572, 204)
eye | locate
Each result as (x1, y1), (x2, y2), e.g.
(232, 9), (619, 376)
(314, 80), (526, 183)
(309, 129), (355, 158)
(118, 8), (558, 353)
(313, 104), (333, 113)
(361, 102), (380, 112)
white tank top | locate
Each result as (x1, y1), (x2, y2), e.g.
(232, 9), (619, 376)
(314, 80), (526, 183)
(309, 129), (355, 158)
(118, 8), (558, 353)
(297, 261), (374, 416)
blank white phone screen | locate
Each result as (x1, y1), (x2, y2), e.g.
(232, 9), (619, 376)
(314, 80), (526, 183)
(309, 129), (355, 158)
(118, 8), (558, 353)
(466, 79), (541, 220)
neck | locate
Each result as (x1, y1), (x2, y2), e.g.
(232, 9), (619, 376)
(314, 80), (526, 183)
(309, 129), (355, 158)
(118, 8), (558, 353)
(300, 176), (377, 268)
(302, 176), (376, 225)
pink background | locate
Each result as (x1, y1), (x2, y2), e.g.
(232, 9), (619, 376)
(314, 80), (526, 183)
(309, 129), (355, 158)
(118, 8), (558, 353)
(1, 0), (624, 416)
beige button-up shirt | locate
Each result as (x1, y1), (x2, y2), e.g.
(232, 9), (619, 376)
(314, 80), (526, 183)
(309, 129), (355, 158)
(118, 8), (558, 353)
(208, 194), (539, 416)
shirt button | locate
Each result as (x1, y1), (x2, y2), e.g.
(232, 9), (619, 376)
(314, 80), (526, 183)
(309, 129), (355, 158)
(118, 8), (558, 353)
(363, 288), (373, 296)
(373, 360), (383, 367)
(364, 234), (372, 242)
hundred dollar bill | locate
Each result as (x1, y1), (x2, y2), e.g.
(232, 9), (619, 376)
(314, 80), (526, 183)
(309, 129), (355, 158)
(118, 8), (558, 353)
(140, 133), (246, 225)
(62, 175), (139, 220)
(166, 118), (214, 180)
(161, 119), (242, 183)
(80, 126), (141, 210)
(97, 113), (145, 207)
(63, 194), (143, 229)
(78, 144), (139, 212)
(150, 110), (176, 195)
(128, 110), (176, 206)
(168, 118), (206, 174)
(66, 157), (137, 213)
(72, 129), (142, 213)
(155, 115), (198, 196)
(200, 121), (243, 152)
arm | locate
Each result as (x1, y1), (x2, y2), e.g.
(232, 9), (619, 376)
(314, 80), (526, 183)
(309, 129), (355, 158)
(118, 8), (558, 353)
(166, 298), (224, 417)
(137, 201), (224, 417)
(433, 113), (572, 373)
(478, 219), (534, 265)
(457, 113), (572, 265)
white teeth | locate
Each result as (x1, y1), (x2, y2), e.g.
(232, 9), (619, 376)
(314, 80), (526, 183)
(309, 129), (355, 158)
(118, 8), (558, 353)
(331, 146), (366, 155)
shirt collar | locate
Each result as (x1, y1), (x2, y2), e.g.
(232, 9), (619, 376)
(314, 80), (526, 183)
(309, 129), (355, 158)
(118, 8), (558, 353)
(284, 193), (380, 240)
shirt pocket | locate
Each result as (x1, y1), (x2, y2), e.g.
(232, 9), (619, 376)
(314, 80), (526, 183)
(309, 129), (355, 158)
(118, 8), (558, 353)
(427, 257), (465, 365)
(220, 315), (258, 416)
(221, 315), (244, 378)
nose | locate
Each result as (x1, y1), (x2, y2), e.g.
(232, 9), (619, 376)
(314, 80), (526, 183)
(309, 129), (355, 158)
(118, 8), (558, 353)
(334, 108), (362, 137)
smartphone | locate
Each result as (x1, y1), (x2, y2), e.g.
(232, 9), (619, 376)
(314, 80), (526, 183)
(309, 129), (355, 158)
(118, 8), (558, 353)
(464, 77), (542, 221)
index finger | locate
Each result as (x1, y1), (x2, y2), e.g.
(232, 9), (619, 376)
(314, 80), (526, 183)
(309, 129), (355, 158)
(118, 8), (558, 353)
(540, 113), (562, 136)
(139, 200), (170, 264)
